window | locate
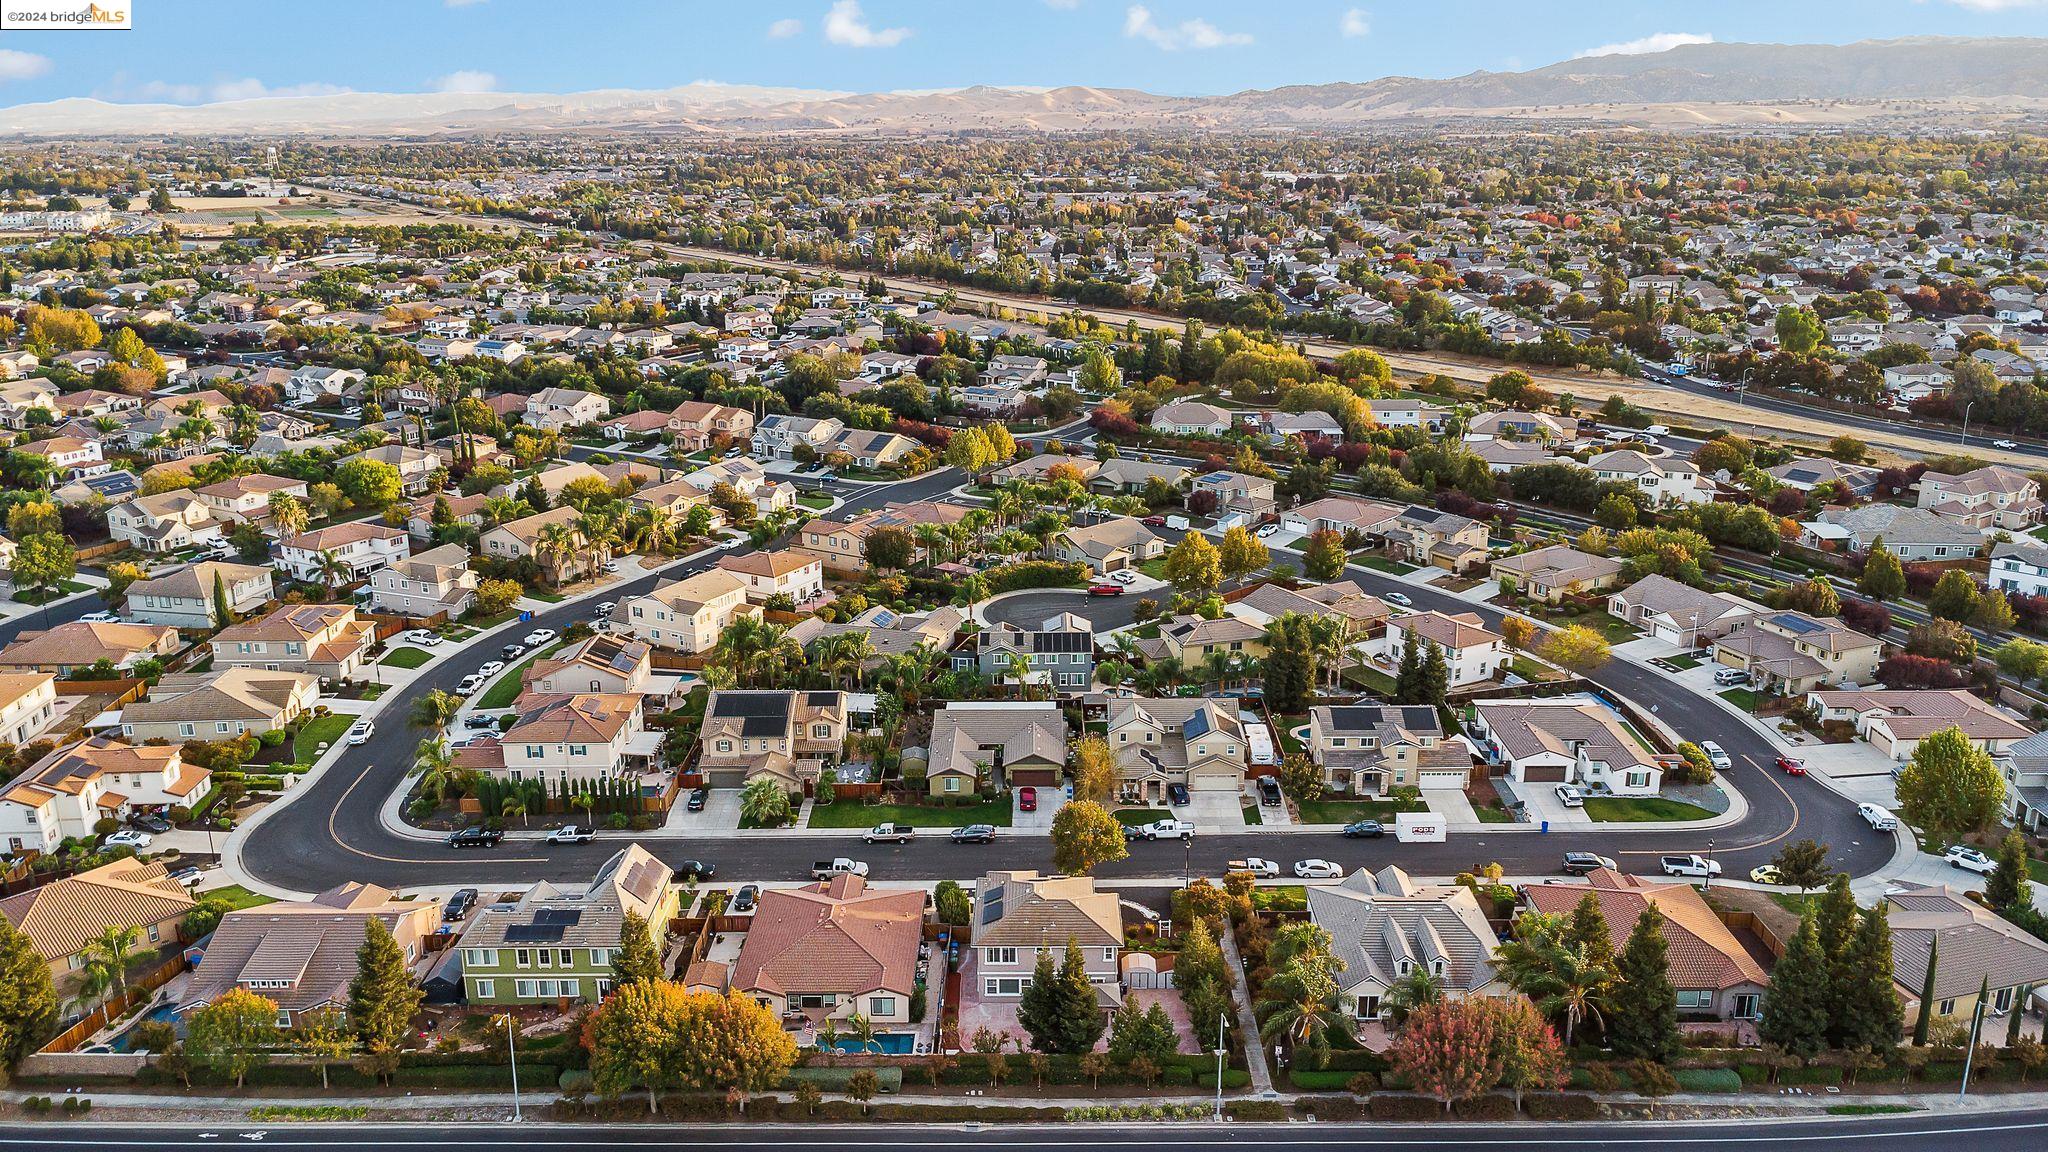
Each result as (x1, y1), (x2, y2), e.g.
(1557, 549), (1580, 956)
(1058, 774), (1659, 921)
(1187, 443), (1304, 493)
(1939, 999), (1956, 1016)
(590, 948), (610, 967)
(870, 996), (896, 1017)
(464, 949), (499, 967)
(987, 947), (1018, 966)
(515, 948), (531, 968)
(515, 979), (538, 998)
(1102, 947), (1114, 963)
(569, 746), (587, 758)
(944, 777), (960, 793)
(558, 949), (573, 968)
(178, 723), (195, 737)
(984, 977), (1024, 997)
(717, 740), (732, 753)
(527, 745), (543, 759)
(1676, 990), (1713, 1010)
(216, 722), (231, 734)
(474, 979), (495, 999)
(538, 950), (552, 968)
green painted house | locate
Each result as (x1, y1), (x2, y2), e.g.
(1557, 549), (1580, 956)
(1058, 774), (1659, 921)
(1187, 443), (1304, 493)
(457, 844), (675, 1006)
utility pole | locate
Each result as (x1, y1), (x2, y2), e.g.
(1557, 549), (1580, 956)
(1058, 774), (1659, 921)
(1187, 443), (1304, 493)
(501, 1013), (522, 1122)
(1212, 1010), (1228, 1121)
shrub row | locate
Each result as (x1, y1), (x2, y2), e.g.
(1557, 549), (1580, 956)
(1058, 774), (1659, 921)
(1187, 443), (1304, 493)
(783, 1066), (904, 1093)
(1672, 1067), (1743, 1093)
(1287, 1068), (1356, 1091)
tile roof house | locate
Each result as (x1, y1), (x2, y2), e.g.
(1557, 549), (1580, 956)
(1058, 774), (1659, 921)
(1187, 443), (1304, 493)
(1379, 506), (1490, 572)
(277, 522), (412, 583)
(1149, 400), (1233, 437)
(1308, 866), (1508, 1021)
(970, 870), (1121, 1003)
(209, 604), (377, 680)
(194, 473), (309, 527)
(1801, 505), (1985, 563)
(0, 859), (194, 985)
(1763, 456), (1881, 498)
(126, 561), (276, 630)
(698, 690), (848, 789)
(1308, 704), (1469, 796)
(1279, 494), (1403, 537)
(1469, 696), (1664, 797)
(1050, 517), (1165, 575)
(523, 634), (680, 705)
(1385, 610), (1504, 688)
(1588, 449), (1713, 506)
(795, 501), (970, 571)
(0, 737), (208, 852)
(1490, 545), (1625, 604)
(611, 568), (752, 654)
(1713, 611), (1885, 696)
(1134, 613), (1267, 666)
(2003, 729), (2048, 832)
(523, 387), (612, 432)
(0, 620), (181, 677)
(1608, 574), (1765, 648)
(339, 444), (445, 496)
(181, 882), (437, 1026)
(458, 691), (655, 787)
(1805, 688), (2032, 763)
(716, 549), (825, 606)
(106, 489), (230, 553)
(119, 669), (320, 744)
(1887, 884), (2048, 1025)
(0, 672), (58, 749)
(730, 873), (926, 1025)
(1917, 465), (2043, 532)
(926, 702), (1067, 796)
(1521, 868), (1768, 1020)
(366, 542), (478, 618)
(951, 612), (1095, 695)
(459, 846), (676, 1006)
(480, 505), (606, 585)
(1103, 696), (1247, 802)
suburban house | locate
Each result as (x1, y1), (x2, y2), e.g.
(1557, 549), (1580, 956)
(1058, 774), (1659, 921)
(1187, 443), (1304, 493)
(753, 414), (845, 460)
(950, 612), (1095, 695)
(0, 379), (59, 429)
(340, 444), (445, 496)
(458, 692), (655, 787)
(2002, 730), (2048, 831)
(1804, 689), (2033, 763)
(1608, 575), (1765, 648)
(1764, 457), (1880, 498)
(287, 365), (365, 403)
(106, 490), (228, 553)
(1135, 613), (1267, 667)
(1227, 581), (1392, 650)
(925, 702), (1066, 796)
(1917, 465), (2043, 531)
(523, 387), (612, 432)
(666, 401), (755, 451)
(366, 543), (478, 618)
(1103, 697), (1247, 802)
(1990, 538), (2048, 600)
(1307, 866), (1508, 1021)
(1467, 410), (1574, 442)
(790, 605), (963, 667)
(1469, 697), (1665, 796)
(1051, 518), (1165, 575)
(1380, 506), (1490, 572)
(182, 882), (437, 1027)
(1279, 495), (1402, 538)
(194, 474), (309, 527)
(18, 435), (108, 483)
(1713, 611), (1885, 695)
(277, 522), (412, 583)
(1521, 868), (1768, 1021)
(1887, 884), (2048, 1025)
(795, 501), (970, 571)
(697, 690), (848, 789)
(1385, 611), (1505, 689)
(1490, 545), (1624, 604)
(729, 874), (926, 1026)
(1308, 704), (1470, 796)
(119, 669), (320, 744)
(970, 870), (1121, 1003)
(0, 738), (207, 853)
(1368, 398), (1451, 431)
(0, 672), (58, 749)
(1149, 400), (1232, 437)
(1190, 470), (1278, 523)
(480, 506), (605, 584)
(823, 427), (919, 469)
(1801, 505), (1985, 563)
(612, 569), (751, 653)
(126, 561), (277, 630)
(459, 846), (677, 1006)
(209, 604), (378, 680)
(0, 620), (180, 676)
(523, 634), (680, 706)
(716, 550), (825, 606)
(0, 860), (194, 986)
(1588, 450), (1713, 506)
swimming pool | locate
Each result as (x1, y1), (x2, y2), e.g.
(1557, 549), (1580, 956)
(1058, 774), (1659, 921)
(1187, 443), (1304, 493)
(818, 1032), (917, 1055)
(106, 1003), (180, 1053)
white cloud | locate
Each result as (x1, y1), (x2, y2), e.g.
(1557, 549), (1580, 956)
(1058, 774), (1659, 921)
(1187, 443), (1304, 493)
(823, 1), (911, 48)
(433, 70), (498, 93)
(767, 17), (803, 38)
(1939, 0), (2046, 9)
(1122, 5), (1252, 51)
(1340, 8), (1370, 38)
(1574, 31), (1713, 59)
(0, 49), (51, 83)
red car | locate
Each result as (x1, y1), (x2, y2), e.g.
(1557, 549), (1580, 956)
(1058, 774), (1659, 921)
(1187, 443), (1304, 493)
(1775, 756), (1807, 776)
(1088, 584), (1125, 596)
(1017, 786), (1037, 812)
(1141, 515), (1166, 527)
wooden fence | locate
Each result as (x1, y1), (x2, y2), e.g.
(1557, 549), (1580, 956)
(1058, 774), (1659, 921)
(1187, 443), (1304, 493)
(41, 953), (188, 1054)
(54, 677), (149, 705)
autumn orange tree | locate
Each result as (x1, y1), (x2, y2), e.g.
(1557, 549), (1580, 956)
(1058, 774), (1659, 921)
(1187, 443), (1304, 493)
(1388, 999), (1506, 1112)
(589, 982), (798, 1113)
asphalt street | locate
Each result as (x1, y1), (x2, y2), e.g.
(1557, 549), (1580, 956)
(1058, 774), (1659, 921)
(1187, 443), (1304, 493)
(7, 1111), (2048, 1149)
(238, 461), (1894, 893)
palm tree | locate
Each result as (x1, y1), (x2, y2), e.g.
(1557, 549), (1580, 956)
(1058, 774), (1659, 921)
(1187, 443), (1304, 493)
(913, 524), (950, 567)
(829, 631), (875, 690)
(1517, 942), (1612, 1046)
(1256, 962), (1346, 1069)
(738, 775), (791, 827)
(1381, 969), (1446, 1027)
(315, 550), (351, 596)
(816, 1017), (842, 1062)
(78, 925), (143, 1007)
(1006, 650), (1038, 700)
(533, 521), (579, 586)
(501, 797), (528, 827)
(480, 495), (525, 528)
(847, 1013), (881, 1055)
(268, 492), (309, 538)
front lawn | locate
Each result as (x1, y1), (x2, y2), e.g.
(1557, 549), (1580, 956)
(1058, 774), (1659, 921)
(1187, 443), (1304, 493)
(11, 579), (88, 605)
(1474, 804), (1517, 824)
(477, 643), (563, 709)
(2029, 856), (2048, 885)
(1112, 807), (1170, 826)
(1583, 796), (1717, 822)
(1353, 554), (1417, 575)
(1241, 804), (1263, 826)
(199, 884), (278, 911)
(1139, 557), (1170, 580)
(806, 799), (1014, 829)
(797, 493), (834, 510)
(1294, 798), (1426, 825)
(1663, 654), (1703, 671)
(380, 646), (434, 669)
(292, 714), (357, 766)
(527, 589), (566, 603)
(1718, 687), (1760, 712)
(1535, 607), (1638, 643)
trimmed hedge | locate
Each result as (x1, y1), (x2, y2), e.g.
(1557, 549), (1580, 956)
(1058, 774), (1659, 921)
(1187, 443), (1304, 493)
(1673, 1067), (1742, 1093)
(1288, 1068), (1356, 1091)
(1294, 1095), (1369, 1120)
(1780, 1066), (1844, 1087)
(1319, 1048), (1390, 1073)
(1197, 1068), (1252, 1089)
(1228, 1101), (1287, 1121)
(783, 1066), (904, 1093)
(1526, 1093), (1601, 1121)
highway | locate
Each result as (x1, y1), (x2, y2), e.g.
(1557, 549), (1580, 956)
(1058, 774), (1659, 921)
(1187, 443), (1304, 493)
(6, 1111), (2048, 1148)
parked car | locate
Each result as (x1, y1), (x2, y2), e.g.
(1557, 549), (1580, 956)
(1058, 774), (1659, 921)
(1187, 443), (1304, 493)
(1141, 515), (1166, 527)
(1775, 756), (1807, 776)
(524, 628), (558, 647)
(863, 822), (916, 844)
(342, 406), (363, 418)
(1712, 668), (1751, 687)
(1110, 569), (1139, 585)
(1293, 859), (1344, 880)
(501, 643), (527, 660)
(456, 673), (486, 695)
(464, 712), (500, 729)
(1943, 845), (1997, 875)
(676, 859), (717, 881)
(1017, 786), (1037, 812)
(443, 888), (478, 922)
(1749, 865), (1784, 885)
(1255, 523), (1280, 538)
(1384, 592), (1412, 607)
(169, 866), (203, 888)
(402, 629), (441, 646)
(128, 812), (171, 834)
(446, 826), (502, 849)
(1258, 777), (1282, 807)
(1993, 439), (2019, 450)
(546, 825), (596, 845)
(1341, 820), (1385, 839)
(104, 829), (152, 850)
(729, 884), (759, 914)
(595, 602), (616, 616)
(1139, 819), (1195, 841)
(1857, 802), (1899, 831)
(1561, 851), (1615, 875)
(1699, 740), (1733, 770)
(1659, 854), (1721, 878)
(1087, 584), (1125, 597)
(686, 787), (709, 812)
(950, 824), (996, 844)
(346, 720), (374, 745)
(79, 610), (121, 624)
(1227, 858), (1280, 879)
(1166, 783), (1190, 806)
(600, 560), (620, 574)
(1553, 783), (1585, 808)
(809, 858), (865, 879)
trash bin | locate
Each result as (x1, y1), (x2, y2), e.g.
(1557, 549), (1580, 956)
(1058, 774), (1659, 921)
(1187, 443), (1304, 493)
(1541, 820), (1550, 833)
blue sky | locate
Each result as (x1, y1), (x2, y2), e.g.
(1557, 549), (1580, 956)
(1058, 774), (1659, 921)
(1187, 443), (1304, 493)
(0, 0), (2045, 104)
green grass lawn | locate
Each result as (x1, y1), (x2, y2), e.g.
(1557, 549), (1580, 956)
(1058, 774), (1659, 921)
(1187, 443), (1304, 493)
(806, 799), (1014, 829)
(1249, 885), (1306, 912)
(1241, 804), (1263, 826)
(199, 883), (278, 911)
(11, 579), (88, 605)
(1341, 666), (1399, 695)
(1583, 796), (1717, 822)
(1113, 807), (1170, 826)
(1139, 557), (1170, 580)
(360, 683), (389, 700)
(1474, 805), (1517, 824)
(1272, 716), (1307, 755)
(380, 646), (434, 669)
(1295, 798), (1426, 824)
(1663, 654), (1703, 671)
(797, 493), (834, 510)
(527, 589), (566, 603)
(1718, 687), (1761, 712)
(476, 641), (565, 709)
(1353, 555), (1417, 575)
(292, 714), (357, 765)
(1538, 608), (1638, 643)
(2030, 857), (2048, 884)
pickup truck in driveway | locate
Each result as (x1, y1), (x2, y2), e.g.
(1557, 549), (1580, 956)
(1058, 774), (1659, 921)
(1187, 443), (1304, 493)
(812, 858), (870, 879)
(1660, 854), (1722, 879)
(862, 823), (915, 844)
(1226, 858), (1279, 879)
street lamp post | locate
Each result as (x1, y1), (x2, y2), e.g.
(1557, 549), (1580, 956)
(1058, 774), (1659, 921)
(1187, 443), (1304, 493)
(1183, 833), (1191, 891)
(1212, 1011), (1228, 1121)
(1959, 981), (1989, 1100)
(500, 1013), (522, 1123)
(1962, 401), (1977, 447)
(1704, 838), (1717, 890)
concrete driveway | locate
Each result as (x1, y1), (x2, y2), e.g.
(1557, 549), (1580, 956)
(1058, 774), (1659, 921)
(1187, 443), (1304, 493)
(664, 786), (740, 831)
(1189, 788), (1246, 831)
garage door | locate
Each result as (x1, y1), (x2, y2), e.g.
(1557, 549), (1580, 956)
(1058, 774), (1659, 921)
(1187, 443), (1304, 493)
(1652, 621), (1681, 644)
(1008, 766), (1060, 786)
(1417, 770), (1468, 789)
(1190, 770), (1240, 791)
(705, 768), (747, 789)
(1519, 765), (1568, 783)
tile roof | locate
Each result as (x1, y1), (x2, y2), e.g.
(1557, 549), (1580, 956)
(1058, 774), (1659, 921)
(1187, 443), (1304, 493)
(1887, 884), (2048, 1001)
(1522, 869), (1768, 990)
(730, 875), (924, 998)
(181, 883), (434, 1015)
(0, 859), (194, 962)
(971, 870), (1121, 948)
(0, 621), (178, 669)
(1307, 866), (1501, 995)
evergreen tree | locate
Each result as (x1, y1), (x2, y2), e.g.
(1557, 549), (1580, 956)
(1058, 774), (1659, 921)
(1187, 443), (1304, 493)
(1564, 892), (1615, 968)
(611, 910), (663, 988)
(1016, 947), (1062, 1053)
(1985, 830), (2034, 919)
(1760, 915), (1830, 1056)
(1393, 634), (1423, 703)
(0, 915), (57, 1068)
(1048, 939), (1107, 1054)
(1859, 539), (1906, 601)
(212, 570), (234, 629)
(1608, 909), (1678, 1060)
(1812, 872), (1858, 963)
(520, 475), (550, 512)
(1833, 903), (1903, 1052)
(1912, 935), (1938, 1046)
(1417, 639), (1450, 709)
(347, 919), (424, 1077)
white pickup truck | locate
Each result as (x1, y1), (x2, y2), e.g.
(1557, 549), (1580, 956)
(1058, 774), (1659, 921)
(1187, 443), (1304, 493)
(862, 823), (915, 844)
(811, 857), (870, 879)
(1660, 854), (1723, 879)
(1226, 858), (1279, 879)
(1138, 819), (1196, 841)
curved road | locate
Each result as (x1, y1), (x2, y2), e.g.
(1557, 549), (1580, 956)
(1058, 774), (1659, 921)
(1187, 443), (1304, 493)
(240, 466), (1894, 893)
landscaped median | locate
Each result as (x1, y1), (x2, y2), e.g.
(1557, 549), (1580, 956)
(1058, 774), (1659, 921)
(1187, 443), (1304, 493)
(806, 798), (1014, 829)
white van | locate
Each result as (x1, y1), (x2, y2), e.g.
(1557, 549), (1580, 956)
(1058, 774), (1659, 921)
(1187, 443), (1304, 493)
(1858, 803), (1899, 832)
